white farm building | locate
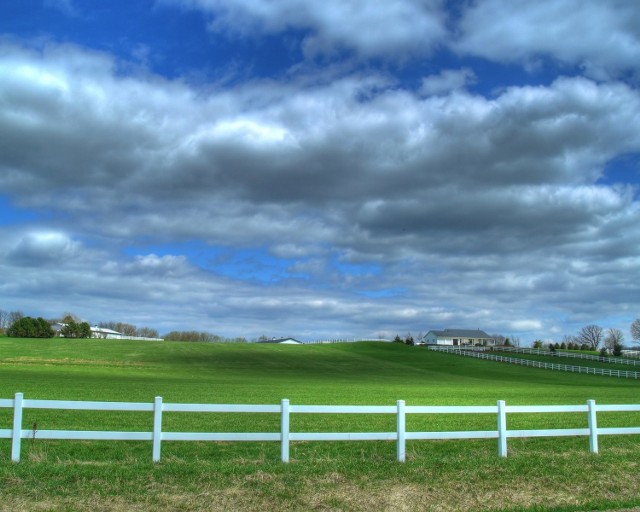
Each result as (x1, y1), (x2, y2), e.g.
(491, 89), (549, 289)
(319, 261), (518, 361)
(422, 329), (496, 347)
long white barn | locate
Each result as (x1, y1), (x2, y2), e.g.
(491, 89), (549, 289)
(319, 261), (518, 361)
(52, 323), (163, 341)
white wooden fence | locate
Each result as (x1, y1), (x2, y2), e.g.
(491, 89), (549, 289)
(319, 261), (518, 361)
(428, 346), (640, 379)
(303, 338), (389, 344)
(489, 346), (640, 367)
(2, 393), (639, 463)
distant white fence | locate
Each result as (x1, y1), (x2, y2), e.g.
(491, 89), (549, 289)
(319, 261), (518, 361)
(2, 393), (640, 463)
(489, 346), (640, 367)
(93, 335), (165, 342)
(303, 339), (389, 344)
(428, 346), (640, 379)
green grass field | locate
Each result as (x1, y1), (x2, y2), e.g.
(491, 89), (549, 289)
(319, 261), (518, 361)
(1, 337), (640, 511)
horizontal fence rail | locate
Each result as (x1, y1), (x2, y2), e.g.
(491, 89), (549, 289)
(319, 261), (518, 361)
(303, 339), (389, 344)
(2, 393), (640, 463)
(428, 346), (640, 379)
(487, 346), (640, 367)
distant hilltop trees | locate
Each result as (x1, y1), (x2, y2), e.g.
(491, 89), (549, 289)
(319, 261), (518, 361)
(0, 309), (243, 343)
(97, 321), (158, 339)
(0, 309), (161, 340)
(164, 331), (247, 343)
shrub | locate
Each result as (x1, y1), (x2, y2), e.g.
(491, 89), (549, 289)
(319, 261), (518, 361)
(60, 321), (92, 338)
(613, 343), (623, 357)
(7, 317), (54, 338)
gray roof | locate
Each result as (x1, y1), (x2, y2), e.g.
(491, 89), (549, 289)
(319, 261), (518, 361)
(427, 329), (493, 339)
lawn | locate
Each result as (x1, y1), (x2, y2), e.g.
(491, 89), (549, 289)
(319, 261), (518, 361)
(1, 337), (640, 511)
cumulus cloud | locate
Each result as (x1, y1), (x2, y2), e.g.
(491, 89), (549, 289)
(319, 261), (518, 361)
(1, 38), (639, 340)
(166, 0), (640, 81)
(420, 68), (476, 96)
(168, 0), (448, 59)
(7, 232), (80, 267)
(455, 0), (640, 79)
(2, 44), (640, 258)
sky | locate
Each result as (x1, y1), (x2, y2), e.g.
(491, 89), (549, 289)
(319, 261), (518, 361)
(1, 0), (640, 343)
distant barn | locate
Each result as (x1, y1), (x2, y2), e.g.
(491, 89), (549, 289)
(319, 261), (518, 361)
(256, 337), (302, 345)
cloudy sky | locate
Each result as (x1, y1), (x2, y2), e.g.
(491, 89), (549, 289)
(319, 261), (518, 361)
(1, 1), (640, 343)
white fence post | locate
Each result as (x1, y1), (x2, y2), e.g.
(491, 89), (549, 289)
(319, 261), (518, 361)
(587, 399), (598, 454)
(497, 400), (507, 458)
(152, 396), (163, 462)
(11, 392), (24, 463)
(397, 400), (406, 462)
(281, 399), (290, 463)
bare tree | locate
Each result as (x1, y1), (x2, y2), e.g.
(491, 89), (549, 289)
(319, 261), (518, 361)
(165, 331), (236, 343)
(631, 319), (640, 344)
(61, 312), (80, 323)
(491, 334), (507, 345)
(0, 309), (8, 331)
(137, 327), (159, 338)
(98, 321), (138, 337)
(118, 323), (137, 337)
(604, 328), (624, 351)
(577, 324), (603, 350)
(9, 311), (24, 326)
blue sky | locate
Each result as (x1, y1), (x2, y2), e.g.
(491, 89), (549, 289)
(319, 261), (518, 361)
(1, 0), (640, 343)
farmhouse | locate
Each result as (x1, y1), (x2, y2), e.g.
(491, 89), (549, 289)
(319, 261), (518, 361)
(422, 329), (496, 347)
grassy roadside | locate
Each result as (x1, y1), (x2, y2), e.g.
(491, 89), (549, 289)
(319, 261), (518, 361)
(1, 338), (639, 511)
(2, 438), (640, 512)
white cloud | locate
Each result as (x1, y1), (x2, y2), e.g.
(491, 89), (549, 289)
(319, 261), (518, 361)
(508, 320), (544, 331)
(420, 68), (476, 96)
(7, 232), (80, 267)
(455, 0), (640, 79)
(44, 0), (78, 16)
(1, 42), (640, 340)
(169, 0), (448, 59)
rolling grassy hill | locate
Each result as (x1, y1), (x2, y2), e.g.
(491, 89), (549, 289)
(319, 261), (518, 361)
(1, 337), (640, 512)
(1, 337), (638, 405)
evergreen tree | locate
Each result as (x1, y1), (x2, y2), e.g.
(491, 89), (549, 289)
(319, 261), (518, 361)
(7, 317), (54, 338)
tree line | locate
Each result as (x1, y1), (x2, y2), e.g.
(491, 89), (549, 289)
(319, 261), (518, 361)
(163, 331), (247, 343)
(0, 310), (160, 340)
(0, 309), (244, 343)
(533, 320), (640, 355)
(97, 321), (159, 339)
